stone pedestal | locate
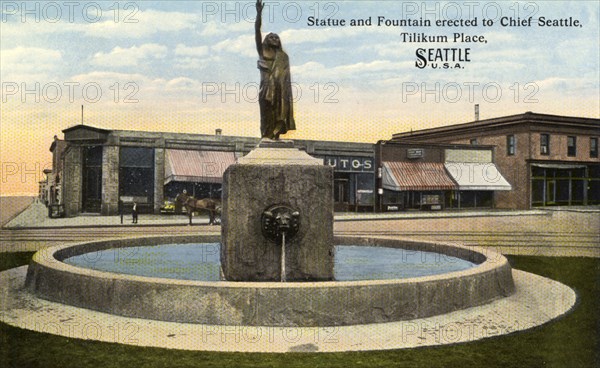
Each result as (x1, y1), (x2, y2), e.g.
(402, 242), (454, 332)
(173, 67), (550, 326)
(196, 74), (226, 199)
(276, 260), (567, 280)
(221, 140), (334, 281)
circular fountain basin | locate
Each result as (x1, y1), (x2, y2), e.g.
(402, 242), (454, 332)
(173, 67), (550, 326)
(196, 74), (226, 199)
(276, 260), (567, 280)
(25, 235), (515, 327)
(62, 243), (478, 282)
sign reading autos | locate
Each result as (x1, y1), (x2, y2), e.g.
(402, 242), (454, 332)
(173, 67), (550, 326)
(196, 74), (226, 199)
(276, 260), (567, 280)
(319, 156), (374, 172)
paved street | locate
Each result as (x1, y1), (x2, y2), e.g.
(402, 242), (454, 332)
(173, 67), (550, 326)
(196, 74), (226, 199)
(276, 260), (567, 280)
(1, 198), (598, 257)
(335, 210), (600, 257)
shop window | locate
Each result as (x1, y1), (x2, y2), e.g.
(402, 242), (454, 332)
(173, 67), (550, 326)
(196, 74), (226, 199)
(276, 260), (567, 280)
(531, 166), (546, 178)
(164, 182), (193, 201)
(540, 134), (550, 155)
(571, 179), (585, 205)
(567, 136), (577, 157)
(591, 138), (598, 158)
(120, 147), (154, 167)
(555, 179), (570, 204)
(589, 166), (600, 205)
(356, 173), (374, 206)
(477, 191), (493, 207)
(119, 147), (155, 211)
(506, 135), (515, 156)
(531, 179), (545, 206)
(120, 168), (153, 197)
(382, 190), (403, 211)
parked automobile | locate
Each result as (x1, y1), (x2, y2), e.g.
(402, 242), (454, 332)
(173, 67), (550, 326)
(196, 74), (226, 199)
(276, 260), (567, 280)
(160, 200), (176, 214)
(160, 198), (186, 214)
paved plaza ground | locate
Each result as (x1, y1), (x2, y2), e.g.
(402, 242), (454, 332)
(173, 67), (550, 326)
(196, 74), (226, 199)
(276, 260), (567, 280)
(1, 198), (598, 257)
(0, 196), (34, 227)
(0, 197), (598, 363)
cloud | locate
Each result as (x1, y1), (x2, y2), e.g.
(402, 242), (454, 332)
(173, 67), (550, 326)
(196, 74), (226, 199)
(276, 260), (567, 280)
(200, 20), (252, 37)
(279, 25), (397, 45)
(173, 44), (223, 70)
(534, 77), (598, 93)
(67, 71), (238, 101)
(91, 44), (168, 68)
(0, 47), (63, 82)
(293, 59), (410, 81)
(335, 60), (407, 74)
(66, 71), (209, 105)
(165, 77), (200, 90)
(86, 9), (199, 38)
(213, 35), (255, 58)
(70, 70), (148, 82)
(0, 9), (199, 40)
(175, 44), (209, 57)
(1, 46), (62, 72)
(555, 37), (600, 72)
(174, 56), (220, 70)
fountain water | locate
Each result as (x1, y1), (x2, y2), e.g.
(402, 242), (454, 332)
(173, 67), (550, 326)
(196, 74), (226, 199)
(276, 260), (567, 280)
(261, 204), (301, 282)
(281, 232), (286, 282)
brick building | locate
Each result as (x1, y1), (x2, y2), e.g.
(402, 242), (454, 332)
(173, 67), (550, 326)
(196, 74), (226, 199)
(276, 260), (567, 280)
(375, 141), (511, 211)
(392, 112), (600, 209)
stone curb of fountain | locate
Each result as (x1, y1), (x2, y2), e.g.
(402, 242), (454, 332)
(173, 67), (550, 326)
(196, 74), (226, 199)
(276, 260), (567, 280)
(23, 235), (515, 327)
(0, 266), (576, 353)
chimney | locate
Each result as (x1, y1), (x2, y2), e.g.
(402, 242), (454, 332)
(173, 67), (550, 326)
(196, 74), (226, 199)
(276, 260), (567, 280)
(215, 128), (222, 136)
(474, 104), (480, 121)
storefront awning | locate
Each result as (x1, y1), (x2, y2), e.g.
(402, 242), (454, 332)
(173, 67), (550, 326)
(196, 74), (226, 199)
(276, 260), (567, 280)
(164, 149), (236, 185)
(444, 163), (512, 191)
(531, 163), (586, 170)
(382, 162), (457, 191)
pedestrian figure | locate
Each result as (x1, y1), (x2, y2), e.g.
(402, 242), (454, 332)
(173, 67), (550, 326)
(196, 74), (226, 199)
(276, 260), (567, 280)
(132, 202), (138, 224)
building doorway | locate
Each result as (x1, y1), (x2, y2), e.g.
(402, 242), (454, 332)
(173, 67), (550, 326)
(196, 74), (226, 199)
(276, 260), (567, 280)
(334, 178), (349, 211)
(82, 146), (103, 213)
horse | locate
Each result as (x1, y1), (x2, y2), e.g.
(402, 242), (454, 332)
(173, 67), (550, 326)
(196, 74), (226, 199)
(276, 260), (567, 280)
(175, 192), (221, 225)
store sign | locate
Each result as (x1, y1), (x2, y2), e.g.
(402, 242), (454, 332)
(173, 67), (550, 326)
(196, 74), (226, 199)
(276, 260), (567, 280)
(407, 148), (424, 159)
(320, 156), (374, 172)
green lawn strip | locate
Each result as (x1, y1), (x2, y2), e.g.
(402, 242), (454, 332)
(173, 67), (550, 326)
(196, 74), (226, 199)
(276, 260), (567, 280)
(0, 253), (598, 368)
(0, 252), (34, 272)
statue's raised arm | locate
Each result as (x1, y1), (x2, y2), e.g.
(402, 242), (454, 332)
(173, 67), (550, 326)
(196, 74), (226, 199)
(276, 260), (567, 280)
(255, 0), (264, 59)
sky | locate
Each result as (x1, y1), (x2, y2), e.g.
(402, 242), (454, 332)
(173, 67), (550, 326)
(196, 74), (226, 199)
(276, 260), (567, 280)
(1, 0), (599, 195)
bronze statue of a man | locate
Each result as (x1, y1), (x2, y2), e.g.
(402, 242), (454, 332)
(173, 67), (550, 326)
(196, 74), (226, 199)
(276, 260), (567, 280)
(255, 0), (295, 140)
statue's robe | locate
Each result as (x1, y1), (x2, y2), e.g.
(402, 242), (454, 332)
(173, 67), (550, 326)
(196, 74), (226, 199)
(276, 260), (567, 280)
(258, 49), (295, 139)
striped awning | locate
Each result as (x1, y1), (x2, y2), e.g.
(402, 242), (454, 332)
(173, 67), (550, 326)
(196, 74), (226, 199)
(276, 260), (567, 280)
(382, 162), (457, 191)
(164, 149), (235, 184)
(531, 163), (586, 170)
(444, 163), (512, 191)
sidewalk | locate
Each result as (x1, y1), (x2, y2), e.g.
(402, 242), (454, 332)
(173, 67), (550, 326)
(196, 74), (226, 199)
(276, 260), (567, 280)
(4, 201), (201, 229)
(3, 200), (559, 229)
(0, 196), (34, 226)
(334, 208), (551, 221)
(542, 206), (600, 213)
